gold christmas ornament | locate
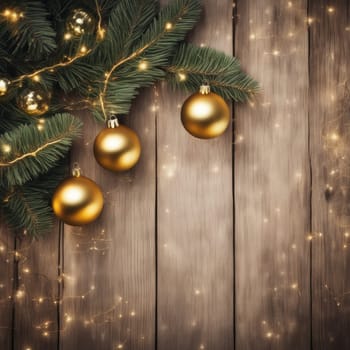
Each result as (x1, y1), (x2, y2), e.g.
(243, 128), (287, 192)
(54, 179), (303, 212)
(0, 78), (10, 96)
(94, 117), (141, 172)
(66, 9), (95, 36)
(17, 87), (50, 116)
(52, 164), (104, 226)
(181, 83), (230, 139)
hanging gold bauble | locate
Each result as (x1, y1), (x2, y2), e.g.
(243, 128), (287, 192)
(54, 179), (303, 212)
(181, 83), (230, 139)
(94, 117), (141, 172)
(52, 165), (104, 226)
(66, 8), (95, 36)
(17, 87), (50, 116)
(0, 78), (10, 96)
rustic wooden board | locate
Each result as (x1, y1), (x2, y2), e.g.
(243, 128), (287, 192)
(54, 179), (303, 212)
(0, 225), (14, 350)
(234, 0), (311, 349)
(310, 0), (350, 348)
(60, 90), (156, 350)
(157, 1), (234, 350)
(13, 231), (59, 350)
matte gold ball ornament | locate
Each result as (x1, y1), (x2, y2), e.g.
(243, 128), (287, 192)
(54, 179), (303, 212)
(181, 83), (230, 139)
(52, 164), (104, 226)
(17, 87), (50, 116)
(66, 8), (95, 36)
(94, 117), (141, 172)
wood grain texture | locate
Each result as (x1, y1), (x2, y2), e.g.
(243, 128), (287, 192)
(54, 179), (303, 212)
(157, 1), (234, 350)
(310, 0), (350, 348)
(13, 232), (59, 350)
(60, 90), (156, 350)
(0, 225), (14, 350)
(234, 0), (310, 349)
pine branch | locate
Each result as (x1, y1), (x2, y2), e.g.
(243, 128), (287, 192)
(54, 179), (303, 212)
(1, 160), (68, 237)
(97, 0), (201, 118)
(165, 43), (259, 102)
(93, 0), (158, 67)
(0, 113), (82, 187)
(2, 1), (57, 60)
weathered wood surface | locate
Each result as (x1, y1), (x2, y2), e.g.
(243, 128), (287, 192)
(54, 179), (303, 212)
(0, 1), (350, 350)
(235, 0), (311, 349)
(0, 226), (13, 350)
(310, 0), (350, 348)
(60, 90), (156, 350)
(13, 232), (59, 350)
(157, 1), (234, 350)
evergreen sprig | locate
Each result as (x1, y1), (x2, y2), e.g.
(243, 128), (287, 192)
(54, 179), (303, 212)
(167, 43), (259, 101)
(0, 113), (82, 187)
(2, 161), (68, 237)
(1, 1), (57, 60)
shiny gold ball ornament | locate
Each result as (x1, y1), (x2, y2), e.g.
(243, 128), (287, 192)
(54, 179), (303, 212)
(17, 87), (50, 116)
(52, 164), (104, 226)
(181, 83), (230, 139)
(0, 78), (10, 96)
(94, 117), (141, 172)
(66, 8), (95, 36)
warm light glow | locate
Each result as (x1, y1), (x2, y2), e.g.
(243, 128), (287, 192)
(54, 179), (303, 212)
(329, 132), (339, 141)
(165, 22), (173, 30)
(178, 72), (187, 81)
(0, 79), (9, 95)
(2, 144), (11, 153)
(138, 61), (148, 71)
(307, 17), (314, 25)
(2, 9), (23, 22)
(16, 290), (25, 299)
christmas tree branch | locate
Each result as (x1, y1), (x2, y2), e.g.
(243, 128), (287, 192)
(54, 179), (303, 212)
(98, 0), (201, 118)
(0, 113), (82, 187)
(0, 1), (57, 60)
(2, 161), (68, 237)
(165, 43), (259, 102)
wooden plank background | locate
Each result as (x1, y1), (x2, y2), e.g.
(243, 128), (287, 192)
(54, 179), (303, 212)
(0, 0), (350, 349)
(235, 0), (311, 349)
(310, 0), (350, 349)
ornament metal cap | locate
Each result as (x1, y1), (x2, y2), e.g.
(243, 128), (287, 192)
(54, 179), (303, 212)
(72, 162), (81, 177)
(107, 115), (119, 128)
(199, 81), (211, 95)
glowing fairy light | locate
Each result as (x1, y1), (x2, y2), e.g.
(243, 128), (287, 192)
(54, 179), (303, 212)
(2, 144), (11, 153)
(138, 61), (148, 71)
(306, 17), (314, 25)
(32, 75), (40, 82)
(16, 290), (25, 299)
(64, 32), (72, 40)
(165, 22), (173, 30)
(178, 72), (187, 81)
